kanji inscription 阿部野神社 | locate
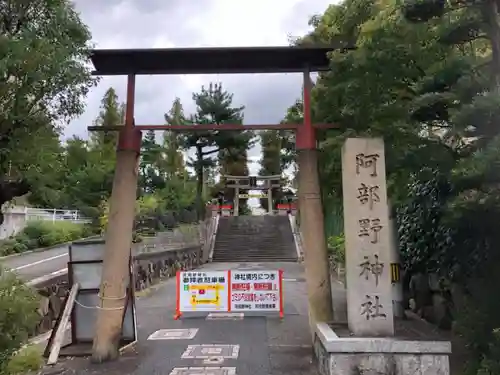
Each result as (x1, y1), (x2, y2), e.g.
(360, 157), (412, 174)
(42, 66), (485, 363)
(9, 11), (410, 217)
(355, 153), (380, 177)
(357, 182), (380, 210)
(360, 294), (387, 320)
(342, 138), (394, 335)
(359, 254), (384, 287)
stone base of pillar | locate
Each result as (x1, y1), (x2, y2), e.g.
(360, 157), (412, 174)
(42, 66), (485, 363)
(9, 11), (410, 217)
(314, 323), (451, 375)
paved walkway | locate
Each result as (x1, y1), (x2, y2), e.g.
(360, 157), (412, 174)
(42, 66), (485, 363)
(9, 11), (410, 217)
(47, 262), (319, 375)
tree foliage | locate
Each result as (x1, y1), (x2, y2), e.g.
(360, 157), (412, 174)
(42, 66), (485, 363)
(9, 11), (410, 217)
(0, 0), (96, 217)
(182, 83), (253, 217)
(285, 0), (500, 372)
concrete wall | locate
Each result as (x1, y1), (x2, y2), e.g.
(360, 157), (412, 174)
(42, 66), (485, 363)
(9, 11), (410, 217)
(0, 206), (29, 239)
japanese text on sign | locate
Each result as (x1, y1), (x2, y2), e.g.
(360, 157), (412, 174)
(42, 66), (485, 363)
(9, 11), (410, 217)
(342, 138), (394, 335)
(355, 151), (387, 320)
(177, 271), (229, 312)
(230, 270), (282, 312)
(175, 269), (284, 317)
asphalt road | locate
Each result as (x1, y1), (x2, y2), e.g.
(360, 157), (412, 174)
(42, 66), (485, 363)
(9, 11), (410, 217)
(47, 262), (320, 375)
(0, 228), (196, 283)
(0, 245), (69, 282)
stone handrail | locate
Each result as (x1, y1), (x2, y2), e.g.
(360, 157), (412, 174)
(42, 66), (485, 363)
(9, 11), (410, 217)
(30, 222), (213, 337)
(289, 213), (305, 261)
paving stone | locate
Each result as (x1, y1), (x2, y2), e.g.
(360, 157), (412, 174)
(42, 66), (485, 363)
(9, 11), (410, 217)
(169, 367), (236, 375)
(181, 344), (239, 359)
(147, 328), (198, 340)
(206, 313), (244, 320)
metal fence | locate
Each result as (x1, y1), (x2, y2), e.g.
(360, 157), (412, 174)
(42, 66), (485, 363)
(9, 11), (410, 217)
(23, 208), (91, 224)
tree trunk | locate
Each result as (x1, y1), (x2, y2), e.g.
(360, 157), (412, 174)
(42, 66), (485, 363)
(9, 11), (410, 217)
(297, 149), (334, 336)
(91, 148), (139, 363)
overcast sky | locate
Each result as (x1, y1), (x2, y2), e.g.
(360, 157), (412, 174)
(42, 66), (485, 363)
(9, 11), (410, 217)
(69, 0), (333, 177)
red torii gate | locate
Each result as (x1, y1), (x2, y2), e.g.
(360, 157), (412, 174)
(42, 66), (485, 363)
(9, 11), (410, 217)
(87, 45), (348, 362)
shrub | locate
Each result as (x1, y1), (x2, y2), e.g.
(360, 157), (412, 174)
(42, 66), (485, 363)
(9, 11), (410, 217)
(327, 234), (345, 266)
(4, 345), (42, 375)
(0, 270), (40, 374)
(0, 220), (89, 256)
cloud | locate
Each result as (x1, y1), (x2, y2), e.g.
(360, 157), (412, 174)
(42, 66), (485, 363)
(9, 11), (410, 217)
(68, 0), (333, 202)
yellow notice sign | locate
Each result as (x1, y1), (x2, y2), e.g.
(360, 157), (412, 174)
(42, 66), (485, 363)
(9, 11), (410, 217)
(178, 271), (229, 312)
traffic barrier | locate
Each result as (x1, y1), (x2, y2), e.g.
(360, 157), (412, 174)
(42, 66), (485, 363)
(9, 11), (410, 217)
(174, 269), (284, 319)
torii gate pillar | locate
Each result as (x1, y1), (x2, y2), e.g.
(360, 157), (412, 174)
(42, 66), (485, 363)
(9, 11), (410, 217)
(92, 75), (142, 363)
(296, 70), (334, 331)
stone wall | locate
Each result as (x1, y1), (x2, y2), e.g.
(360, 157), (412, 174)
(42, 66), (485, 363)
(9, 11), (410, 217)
(314, 322), (451, 375)
(407, 272), (454, 330)
(32, 245), (202, 336)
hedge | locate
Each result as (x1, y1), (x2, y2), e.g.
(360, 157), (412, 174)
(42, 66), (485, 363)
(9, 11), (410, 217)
(0, 270), (40, 374)
(0, 220), (93, 257)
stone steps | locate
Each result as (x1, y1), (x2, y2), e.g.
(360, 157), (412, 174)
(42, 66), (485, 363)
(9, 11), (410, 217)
(212, 215), (298, 263)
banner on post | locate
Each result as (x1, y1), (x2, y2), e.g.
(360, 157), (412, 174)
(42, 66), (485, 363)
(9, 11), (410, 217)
(174, 269), (284, 319)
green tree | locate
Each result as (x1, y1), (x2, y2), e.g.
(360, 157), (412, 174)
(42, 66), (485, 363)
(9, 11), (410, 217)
(402, 0), (500, 147)
(289, 0), (458, 207)
(57, 88), (123, 220)
(0, 0), (96, 219)
(139, 130), (165, 194)
(258, 130), (283, 210)
(163, 98), (188, 180)
(91, 88), (124, 149)
(183, 83), (253, 218)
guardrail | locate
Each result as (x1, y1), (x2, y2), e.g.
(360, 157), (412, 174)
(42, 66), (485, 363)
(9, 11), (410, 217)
(28, 220), (215, 337)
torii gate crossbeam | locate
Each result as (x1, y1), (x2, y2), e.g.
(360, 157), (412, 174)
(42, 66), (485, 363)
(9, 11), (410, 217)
(87, 44), (353, 362)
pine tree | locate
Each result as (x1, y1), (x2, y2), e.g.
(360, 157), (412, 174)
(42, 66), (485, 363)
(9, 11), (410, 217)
(183, 83), (254, 218)
(258, 130), (282, 210)
(402, 0), (500, 148)
(163, 98), (188, 179)
(139, 130), (164, 194)
(91, 88), (124, 151)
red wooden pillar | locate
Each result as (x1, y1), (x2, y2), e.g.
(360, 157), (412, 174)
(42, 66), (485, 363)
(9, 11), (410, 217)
(92, 75), (142, 362)
(296, 69), (334, 333)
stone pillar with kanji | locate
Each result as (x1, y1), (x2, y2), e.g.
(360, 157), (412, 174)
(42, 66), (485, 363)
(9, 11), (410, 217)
(342, 138), (394, 336)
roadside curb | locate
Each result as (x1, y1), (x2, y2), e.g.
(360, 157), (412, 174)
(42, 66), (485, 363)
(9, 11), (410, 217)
(0, 236), (100, 260)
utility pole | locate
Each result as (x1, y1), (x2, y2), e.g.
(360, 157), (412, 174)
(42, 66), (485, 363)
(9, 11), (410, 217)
(92, 75), (142, 363)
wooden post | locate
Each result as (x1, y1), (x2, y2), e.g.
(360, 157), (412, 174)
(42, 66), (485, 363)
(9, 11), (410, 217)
(47, 283), (79, 365)
(92, 75), (142, 363)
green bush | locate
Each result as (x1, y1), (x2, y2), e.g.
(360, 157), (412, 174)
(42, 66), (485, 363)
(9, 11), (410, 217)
(0, 270), (40, 374)
(396, 137), (500, 375)
(4, 345), (42, 375)
(327, 234), (345, 266)
(0, 220), (90, 256)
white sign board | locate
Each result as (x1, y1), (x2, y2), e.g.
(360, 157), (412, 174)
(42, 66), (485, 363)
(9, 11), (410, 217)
(175, 269), (284, 318)
(230, 270), (282, 312)
(177, 271), (229, 313)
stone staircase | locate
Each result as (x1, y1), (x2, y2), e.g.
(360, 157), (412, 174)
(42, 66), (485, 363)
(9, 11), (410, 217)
(212, 215), (298, 262)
